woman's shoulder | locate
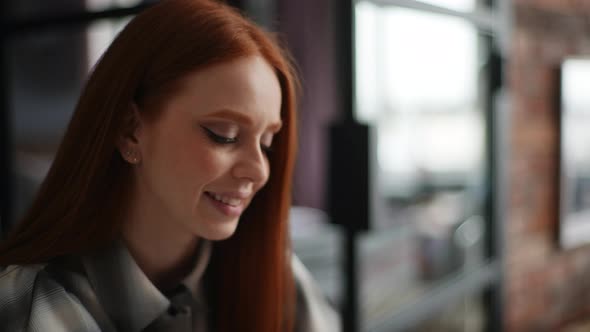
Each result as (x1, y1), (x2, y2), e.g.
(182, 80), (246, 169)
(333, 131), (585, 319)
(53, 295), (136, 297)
(0, 264), (47, 309)
(0, 263), (101, 332)
(0, 264), (50, 331)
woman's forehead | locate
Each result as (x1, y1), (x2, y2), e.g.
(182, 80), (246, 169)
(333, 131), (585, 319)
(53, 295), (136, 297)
(163, 56), (282, 124)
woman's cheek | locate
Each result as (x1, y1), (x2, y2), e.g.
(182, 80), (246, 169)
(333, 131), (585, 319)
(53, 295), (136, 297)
(191, 144), (229, 174)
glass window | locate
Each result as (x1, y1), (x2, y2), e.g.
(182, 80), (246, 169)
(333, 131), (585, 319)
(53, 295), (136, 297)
(416, 0), (474, 11)
(410, 0), (491, 12)
(560, 58), (590, 249)
(354, 2), (490, 329)
(405, 294), (485, 332)
(86, 0), (144, 12)
(290, 207), (342, 305)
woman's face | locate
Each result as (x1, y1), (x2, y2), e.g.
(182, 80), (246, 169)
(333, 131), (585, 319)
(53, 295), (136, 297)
(129, 56), (282, 241)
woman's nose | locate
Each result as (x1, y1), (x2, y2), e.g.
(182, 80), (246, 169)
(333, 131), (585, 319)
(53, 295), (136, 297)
(231, 144), (269, 188)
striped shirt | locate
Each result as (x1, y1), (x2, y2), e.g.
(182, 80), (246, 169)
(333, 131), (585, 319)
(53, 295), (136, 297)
(0, 240), (340, 332)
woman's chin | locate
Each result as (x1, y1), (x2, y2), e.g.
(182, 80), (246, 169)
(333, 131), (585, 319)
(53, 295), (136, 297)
(196, 222), (239, 241)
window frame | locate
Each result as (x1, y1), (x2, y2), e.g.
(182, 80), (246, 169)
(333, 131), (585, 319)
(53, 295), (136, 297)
(338, 0), (508, 330)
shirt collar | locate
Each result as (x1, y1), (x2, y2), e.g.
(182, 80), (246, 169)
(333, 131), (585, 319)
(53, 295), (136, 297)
(81, 238), (212, 332)
(181, 240), (211, 299)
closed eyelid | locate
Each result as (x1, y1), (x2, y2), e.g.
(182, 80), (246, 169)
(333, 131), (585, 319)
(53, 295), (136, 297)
(200, 121), (239, 137)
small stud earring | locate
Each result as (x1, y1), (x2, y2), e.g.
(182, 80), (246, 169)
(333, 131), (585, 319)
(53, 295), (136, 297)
(124, 150), (139, 164)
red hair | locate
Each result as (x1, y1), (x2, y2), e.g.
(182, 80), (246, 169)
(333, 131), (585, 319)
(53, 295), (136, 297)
(0, 1), (298, 331)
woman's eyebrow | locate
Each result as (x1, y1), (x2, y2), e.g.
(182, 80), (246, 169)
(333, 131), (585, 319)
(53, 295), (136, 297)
(207, 109), (282, 132)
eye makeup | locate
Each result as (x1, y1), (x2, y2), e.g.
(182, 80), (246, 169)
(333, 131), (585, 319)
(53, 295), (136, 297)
(199, 119), (276, 155)
(200, 125), (237, 144)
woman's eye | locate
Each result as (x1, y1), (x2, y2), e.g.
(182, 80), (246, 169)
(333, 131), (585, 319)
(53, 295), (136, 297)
(201, 126), (237, 144)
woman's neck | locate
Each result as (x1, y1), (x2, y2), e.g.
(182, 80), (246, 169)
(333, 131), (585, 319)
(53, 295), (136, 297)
(121, 196), (200, 291)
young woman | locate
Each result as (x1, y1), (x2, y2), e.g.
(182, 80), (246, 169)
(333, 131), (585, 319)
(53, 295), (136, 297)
(0, 0), (340, 331)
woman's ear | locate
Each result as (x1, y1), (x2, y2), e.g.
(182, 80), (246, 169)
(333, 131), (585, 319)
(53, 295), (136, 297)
(117, 102), (143, 164)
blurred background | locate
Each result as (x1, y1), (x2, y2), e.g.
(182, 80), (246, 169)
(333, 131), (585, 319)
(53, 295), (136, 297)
(2, 0), (590, 331)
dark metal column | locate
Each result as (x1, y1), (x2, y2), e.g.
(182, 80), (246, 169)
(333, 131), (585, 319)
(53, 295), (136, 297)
(483, 36), (504, 332)
(329, 119), (369, 332)
(334, 1), (358, 330)
(343, 229), (360, 332)
(0, 4), (13, 239)
(329, 1), (370, 332)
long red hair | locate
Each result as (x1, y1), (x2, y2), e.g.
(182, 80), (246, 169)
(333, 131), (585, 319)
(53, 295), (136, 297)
(0, 1), (298, 331)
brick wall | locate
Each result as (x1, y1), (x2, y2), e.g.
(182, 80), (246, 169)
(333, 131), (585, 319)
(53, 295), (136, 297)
(507, 1), (590, 330)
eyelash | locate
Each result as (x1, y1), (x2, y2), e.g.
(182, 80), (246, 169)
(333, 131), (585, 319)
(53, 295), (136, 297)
(202, 126), (237, 144)
(201, 126), (273, 155)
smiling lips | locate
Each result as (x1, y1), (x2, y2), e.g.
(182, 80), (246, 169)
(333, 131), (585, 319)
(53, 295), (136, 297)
(205, 191), (250, 217)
